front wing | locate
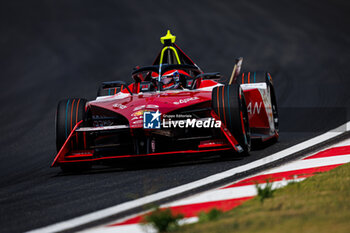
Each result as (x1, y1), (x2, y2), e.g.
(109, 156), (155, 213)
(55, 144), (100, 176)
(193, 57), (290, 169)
(51, 113), (242, 167)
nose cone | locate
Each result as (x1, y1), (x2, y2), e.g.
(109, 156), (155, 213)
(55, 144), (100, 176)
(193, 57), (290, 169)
(89, 90), (212, 128)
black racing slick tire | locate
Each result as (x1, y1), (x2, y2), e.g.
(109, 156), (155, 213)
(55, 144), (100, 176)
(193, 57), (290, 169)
(56, 98), (87, 151)
(212, 84), (251, 154)
(56, 98), (91, 172)
(236, 71), (279, 133)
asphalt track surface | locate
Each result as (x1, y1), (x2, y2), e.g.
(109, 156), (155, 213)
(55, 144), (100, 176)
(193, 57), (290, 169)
(0, 0), (349, 232)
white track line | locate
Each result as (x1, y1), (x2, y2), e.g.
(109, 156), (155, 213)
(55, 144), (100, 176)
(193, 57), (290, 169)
(263, 154), (350, 175)
(318, 137), (350, 149)
(27, 122), (350, 233)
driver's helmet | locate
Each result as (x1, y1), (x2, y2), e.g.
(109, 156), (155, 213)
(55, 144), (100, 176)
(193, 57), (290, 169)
(160, 70), (191, 90)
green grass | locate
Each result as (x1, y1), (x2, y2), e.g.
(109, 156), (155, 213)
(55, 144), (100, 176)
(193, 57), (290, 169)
(143, 207), (184, 232)
(176, 162), (350, 233)
(256, 179), (276, 203)
(198, 208), (223, 223)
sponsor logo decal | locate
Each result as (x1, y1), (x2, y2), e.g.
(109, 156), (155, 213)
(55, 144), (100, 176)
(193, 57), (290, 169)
(173, 96), (199, 105)
(247, 102), (262, 114)
(112, 103), (127, 109)
(132, 110), (146, 117)
(131, 116), (143, 121)
(133, 105), (159, 111)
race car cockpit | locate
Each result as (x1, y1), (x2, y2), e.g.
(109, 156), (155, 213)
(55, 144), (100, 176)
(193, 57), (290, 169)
(132, 30), (203, 91)
(99, 31), (221, 95)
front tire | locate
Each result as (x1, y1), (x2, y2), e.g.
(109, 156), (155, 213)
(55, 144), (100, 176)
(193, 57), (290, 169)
(212, 84), (251, 155)
(56, 98), (91, 172)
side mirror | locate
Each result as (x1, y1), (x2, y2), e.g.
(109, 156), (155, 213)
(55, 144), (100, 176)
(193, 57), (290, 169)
(191, 72), (221, 89)
(102, 81), (133, 95)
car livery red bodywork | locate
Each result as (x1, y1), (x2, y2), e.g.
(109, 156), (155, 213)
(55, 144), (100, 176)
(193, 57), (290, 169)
(52, 31), (278, 171)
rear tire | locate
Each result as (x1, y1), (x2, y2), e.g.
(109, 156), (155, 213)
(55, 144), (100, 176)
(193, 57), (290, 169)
(236, 71), (279, 135)
(212, 84), (251, 155)
(56, 98), (91, 172)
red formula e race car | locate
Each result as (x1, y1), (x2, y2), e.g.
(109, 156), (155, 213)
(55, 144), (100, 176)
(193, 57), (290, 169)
(52, 30), (279, 172)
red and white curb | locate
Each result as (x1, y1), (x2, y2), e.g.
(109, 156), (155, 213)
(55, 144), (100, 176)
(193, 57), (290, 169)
(80, 138), (350, 233)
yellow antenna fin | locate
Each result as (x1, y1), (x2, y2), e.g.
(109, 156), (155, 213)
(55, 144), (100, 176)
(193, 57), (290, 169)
(160, 30), (176, 44)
